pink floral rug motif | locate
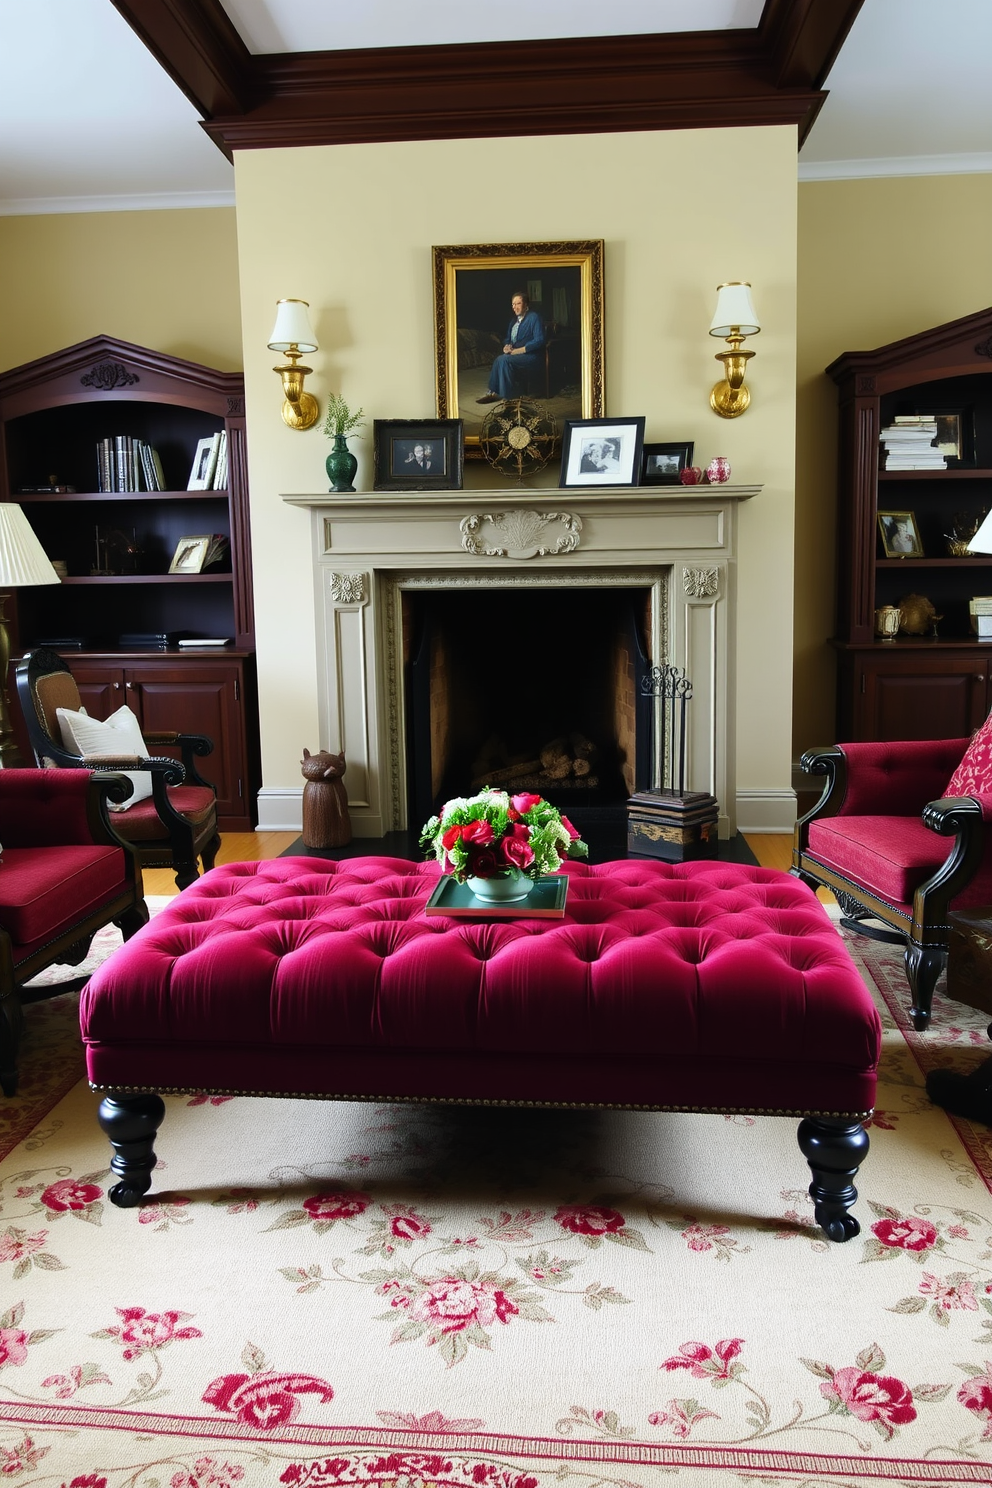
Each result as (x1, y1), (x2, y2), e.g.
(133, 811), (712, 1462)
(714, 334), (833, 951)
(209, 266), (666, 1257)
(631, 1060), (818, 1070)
(2, 920), (992, 1486)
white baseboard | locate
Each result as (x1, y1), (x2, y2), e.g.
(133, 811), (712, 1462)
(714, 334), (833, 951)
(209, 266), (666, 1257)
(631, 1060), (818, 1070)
(735, 789), (797, 835)
(255, 788), (303, 832)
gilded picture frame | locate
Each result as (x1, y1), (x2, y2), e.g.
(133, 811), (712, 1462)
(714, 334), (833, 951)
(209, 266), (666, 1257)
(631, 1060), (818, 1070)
(433, 240), (604, 456)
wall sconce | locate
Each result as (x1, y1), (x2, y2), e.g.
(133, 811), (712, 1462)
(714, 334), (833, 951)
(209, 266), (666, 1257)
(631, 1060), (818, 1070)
(268, 298), (319, 430)
(709, 282), (760, 419)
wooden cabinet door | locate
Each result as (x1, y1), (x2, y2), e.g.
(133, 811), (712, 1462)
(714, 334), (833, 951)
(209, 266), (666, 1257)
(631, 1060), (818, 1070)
(71, 663), (126, 718)
(126, 660), (245, 824)
(855, 654), (988, 740)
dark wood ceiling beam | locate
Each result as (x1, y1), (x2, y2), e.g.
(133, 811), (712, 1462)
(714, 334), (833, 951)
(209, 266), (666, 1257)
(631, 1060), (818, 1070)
(112, 0), (863, 156)
(110, 0), (257, 129)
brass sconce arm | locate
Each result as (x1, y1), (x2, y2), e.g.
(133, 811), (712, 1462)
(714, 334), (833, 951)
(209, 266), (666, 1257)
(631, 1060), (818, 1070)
(708, 282), (760, 420)
(268, 298), (320, 431)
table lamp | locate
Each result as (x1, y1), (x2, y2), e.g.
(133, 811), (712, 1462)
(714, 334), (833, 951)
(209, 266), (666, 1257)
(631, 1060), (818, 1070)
(0, 503), (61, 766)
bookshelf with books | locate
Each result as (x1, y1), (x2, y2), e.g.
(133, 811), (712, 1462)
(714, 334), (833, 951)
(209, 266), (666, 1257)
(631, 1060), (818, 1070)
(827, 306), (992, 742)
(0, 335), (259, 829)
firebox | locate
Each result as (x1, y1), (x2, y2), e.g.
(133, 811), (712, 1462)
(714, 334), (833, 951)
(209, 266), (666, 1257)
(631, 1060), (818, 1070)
(403, 586), (652, 825)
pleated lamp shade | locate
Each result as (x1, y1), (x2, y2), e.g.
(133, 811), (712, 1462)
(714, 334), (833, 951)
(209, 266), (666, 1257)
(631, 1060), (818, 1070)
(0, 504), (61, 586)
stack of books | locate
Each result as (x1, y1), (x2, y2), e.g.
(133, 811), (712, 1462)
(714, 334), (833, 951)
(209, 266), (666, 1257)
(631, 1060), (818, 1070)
(96, 437), (166, 492)
(879, 416), (946, 470)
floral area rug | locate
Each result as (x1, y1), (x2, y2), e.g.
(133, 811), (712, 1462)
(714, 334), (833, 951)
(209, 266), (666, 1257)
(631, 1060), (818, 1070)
(2, 923), (992, 1486)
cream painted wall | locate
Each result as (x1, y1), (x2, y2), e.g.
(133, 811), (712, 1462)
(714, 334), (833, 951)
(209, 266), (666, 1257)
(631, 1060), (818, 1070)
(235, 126), (798, 832)
(795, 174), (992, 759)
(0, 208), (242, 371)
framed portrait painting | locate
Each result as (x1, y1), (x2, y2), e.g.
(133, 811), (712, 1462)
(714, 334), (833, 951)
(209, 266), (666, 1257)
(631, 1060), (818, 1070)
(559, 417), (645, 489)
(372, 419), (464, 491)
(433, 241), (604, 456)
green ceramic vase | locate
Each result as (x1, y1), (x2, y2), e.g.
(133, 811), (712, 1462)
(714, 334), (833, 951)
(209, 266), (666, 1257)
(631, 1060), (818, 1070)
(325, 434), (358, 492)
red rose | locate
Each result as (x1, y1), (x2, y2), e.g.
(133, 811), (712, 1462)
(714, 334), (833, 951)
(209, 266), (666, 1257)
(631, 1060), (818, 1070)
(203, 1370), (333, 1429)
(409, 1277), (519, 1334)
(958, 1366), (992, 1438)
(560, 815), (580, 840)
(303, 1190), (370, 1222)
(465, 846), (501, 878)
(511, 793), (543, 815)
(501, 837), (535, 871)
(462, 819), (494, 845)
(554, 1203), (625, 1236)
(390, 1212), (432, 1241)
(41, 1179), (102, 1212)
(871, 1216), (937, 1252)
(441, 824), (465, 850)
(821, 1366), (916, 1432)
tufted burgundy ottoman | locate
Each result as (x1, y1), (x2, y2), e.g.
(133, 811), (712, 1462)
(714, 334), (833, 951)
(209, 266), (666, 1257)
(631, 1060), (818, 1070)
(80, 857), (881, 1241)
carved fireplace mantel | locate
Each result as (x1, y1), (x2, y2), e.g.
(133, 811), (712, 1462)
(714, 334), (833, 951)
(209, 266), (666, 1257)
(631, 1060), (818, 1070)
(282, 484), (759, 838)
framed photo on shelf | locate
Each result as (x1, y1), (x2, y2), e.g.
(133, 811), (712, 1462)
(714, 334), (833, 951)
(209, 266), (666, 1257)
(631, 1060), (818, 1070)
(168, 535), (212, 574)
(559, 417), (645, 489)
(914, 407), (974, 467)
(433, 240), (604, 456)
(641, 441), (694, 485)
(187, 435), (220, 490)
(372, 419), (464, 491)
(877, 509), (924, 558)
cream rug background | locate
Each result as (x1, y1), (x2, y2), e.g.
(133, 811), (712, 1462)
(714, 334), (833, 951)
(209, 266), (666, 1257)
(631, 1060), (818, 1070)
(1, 912), (992, 1487)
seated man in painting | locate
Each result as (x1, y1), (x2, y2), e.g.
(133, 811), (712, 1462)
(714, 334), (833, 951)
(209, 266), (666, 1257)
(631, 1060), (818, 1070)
(477, 293), (545, 403)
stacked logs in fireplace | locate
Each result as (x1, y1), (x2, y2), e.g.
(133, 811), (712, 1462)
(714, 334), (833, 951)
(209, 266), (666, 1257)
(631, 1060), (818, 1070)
(471, 732), (600, 792)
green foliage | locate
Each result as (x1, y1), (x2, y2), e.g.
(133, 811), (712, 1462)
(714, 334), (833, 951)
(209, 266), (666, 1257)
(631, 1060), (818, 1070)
(322, 394), (366, 439)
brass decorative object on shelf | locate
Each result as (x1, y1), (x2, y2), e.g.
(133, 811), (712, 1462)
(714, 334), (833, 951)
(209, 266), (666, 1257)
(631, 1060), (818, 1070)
(479, 397), (558, 480)
(898, 593), (942, 636)
(945, 508), (989, 556)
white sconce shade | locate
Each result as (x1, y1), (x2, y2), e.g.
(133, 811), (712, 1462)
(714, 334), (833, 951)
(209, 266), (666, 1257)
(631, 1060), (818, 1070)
(0, 504), (61, 586)
(267, 299), (318, 353)
(709, 282), (761, 339)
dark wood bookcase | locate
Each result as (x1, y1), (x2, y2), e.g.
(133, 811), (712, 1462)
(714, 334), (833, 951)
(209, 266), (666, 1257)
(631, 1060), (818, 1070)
(0, 335), (260, 829)
(827, 307), (992, 741)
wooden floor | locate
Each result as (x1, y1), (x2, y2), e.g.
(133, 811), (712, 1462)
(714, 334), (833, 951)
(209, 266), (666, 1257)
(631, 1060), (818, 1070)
(141, 832), (797, 898)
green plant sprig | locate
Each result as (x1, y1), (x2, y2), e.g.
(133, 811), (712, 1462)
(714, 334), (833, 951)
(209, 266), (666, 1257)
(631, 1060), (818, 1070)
(322, 394), (366, 439)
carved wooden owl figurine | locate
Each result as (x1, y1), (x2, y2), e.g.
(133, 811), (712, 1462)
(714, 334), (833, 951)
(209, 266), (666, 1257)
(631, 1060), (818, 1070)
(300, 747), (351, 849)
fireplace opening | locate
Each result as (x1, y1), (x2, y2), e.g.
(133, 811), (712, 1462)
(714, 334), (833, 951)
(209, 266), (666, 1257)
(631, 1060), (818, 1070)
(404, 586), (652, 826)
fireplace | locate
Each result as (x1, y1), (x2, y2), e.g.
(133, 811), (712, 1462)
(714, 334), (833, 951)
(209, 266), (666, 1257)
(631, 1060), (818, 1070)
(283, 482), (759, 838)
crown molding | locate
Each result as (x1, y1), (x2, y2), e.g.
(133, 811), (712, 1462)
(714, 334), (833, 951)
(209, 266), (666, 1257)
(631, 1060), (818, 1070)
(799, 152), (992, 182)
(0, 190), (236, 217)
(111, 0), (864, 157)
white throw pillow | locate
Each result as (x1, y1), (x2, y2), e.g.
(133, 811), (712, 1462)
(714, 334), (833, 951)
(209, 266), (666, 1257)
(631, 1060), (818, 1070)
(56, 704), (154, 809)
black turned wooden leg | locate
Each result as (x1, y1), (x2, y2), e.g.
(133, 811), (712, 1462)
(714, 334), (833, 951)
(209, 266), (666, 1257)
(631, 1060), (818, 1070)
(97, 1093), (166, 1207)
(200, 832), (221, 875)
(116, 901), (150, 941)
(0, 993), (24, 1097)
(797, 1115), (870, 1242)
(905, 944), (946, 1031)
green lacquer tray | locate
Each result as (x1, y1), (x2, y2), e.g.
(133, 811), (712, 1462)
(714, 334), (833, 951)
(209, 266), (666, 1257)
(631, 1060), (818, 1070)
(425, 875), (569, 919)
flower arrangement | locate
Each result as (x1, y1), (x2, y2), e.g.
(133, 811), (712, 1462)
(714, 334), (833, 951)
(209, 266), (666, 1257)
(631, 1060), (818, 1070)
(420, 788), (588, 883)
(322, 394), (366, 440)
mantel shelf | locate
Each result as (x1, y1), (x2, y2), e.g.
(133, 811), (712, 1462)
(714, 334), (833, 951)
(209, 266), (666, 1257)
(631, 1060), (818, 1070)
(282, 483), (762, 510)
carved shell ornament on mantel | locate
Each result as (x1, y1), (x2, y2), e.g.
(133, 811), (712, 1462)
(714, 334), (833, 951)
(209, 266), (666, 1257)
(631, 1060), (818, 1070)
(459, 509), (582, 560)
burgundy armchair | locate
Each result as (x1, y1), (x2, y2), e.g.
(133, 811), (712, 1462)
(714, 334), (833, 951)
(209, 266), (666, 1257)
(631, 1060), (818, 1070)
(792, 736), (992, 1032)
(0, 768), (147, 1097)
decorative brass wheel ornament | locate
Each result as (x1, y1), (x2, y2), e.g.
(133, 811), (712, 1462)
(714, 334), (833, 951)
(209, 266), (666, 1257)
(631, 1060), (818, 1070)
(479, 398), (558, 481)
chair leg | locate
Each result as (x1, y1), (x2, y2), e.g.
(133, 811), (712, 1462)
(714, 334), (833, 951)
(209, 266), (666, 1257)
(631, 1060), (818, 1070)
(116, 901), (150, 940)
(200, 832), (221, 875)
(905, 944), (946, 1031)
(0, 992), (23, 1097)
(173, 860), (200, 892)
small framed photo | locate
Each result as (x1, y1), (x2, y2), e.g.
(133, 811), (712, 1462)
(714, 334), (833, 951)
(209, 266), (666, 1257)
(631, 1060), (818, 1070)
(373, 419), (464, 491)
(878, 510), (923, 558)
(168, 535), (211, 574)
(187, 435), (220, 490)
(559, 417), (645, 488)
(641, 441), (694, 485)
(915, 407), (974, 468)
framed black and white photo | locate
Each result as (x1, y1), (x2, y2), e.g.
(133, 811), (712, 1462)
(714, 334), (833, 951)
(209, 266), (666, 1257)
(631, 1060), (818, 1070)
(372, 419), (464, 491)
(641, 441), (694, 485)
(187, 434), (220, 490)
(559, 417), (645, 489)
(433, 241), (604, 457)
